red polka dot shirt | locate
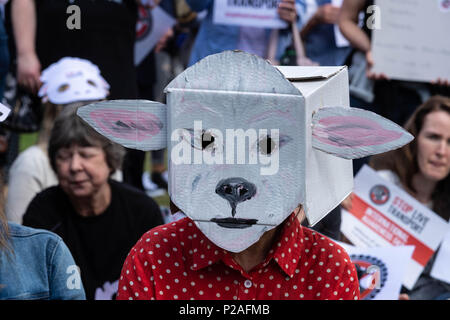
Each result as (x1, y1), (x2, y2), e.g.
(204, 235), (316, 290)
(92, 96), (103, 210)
(117, 213), (360, 300)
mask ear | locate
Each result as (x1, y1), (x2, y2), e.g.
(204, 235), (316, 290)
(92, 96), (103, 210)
(311, 106), (413, 159)
(0, 103), (11, 122)
(77, 100), (166, 151)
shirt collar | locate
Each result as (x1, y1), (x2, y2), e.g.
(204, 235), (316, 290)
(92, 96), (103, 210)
(188, 213), (304, 277)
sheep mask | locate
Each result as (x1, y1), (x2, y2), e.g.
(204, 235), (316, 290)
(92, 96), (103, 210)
(77, 51), (412, 253)
(38, 57), (110, 104)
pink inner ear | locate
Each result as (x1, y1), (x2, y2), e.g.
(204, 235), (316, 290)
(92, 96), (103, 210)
(90, 109), (163, 142)
(314, 116), (403, 147)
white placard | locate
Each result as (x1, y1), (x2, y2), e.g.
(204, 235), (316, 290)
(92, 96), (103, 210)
(341, 165), (449, 290)
(430, 228), (450, 284)
(372, 0), (450, 82)
(339, 242), (414, 300)
(0, 103), (11, 122)
(213, 0), (288, 29)
(134, 6), (176, 66)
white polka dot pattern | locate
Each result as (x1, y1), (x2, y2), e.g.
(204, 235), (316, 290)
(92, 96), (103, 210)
(117, 214), (360, 300)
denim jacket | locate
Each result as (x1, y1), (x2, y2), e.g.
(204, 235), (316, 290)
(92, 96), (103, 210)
(186, 0), (306, 66)
(0, 223), (86, 300)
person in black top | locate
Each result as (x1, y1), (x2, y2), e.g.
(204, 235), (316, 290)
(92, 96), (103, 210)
(22, 105), (164, 300)
(10, 0), (157, 191)
(11, 0), (140, 99)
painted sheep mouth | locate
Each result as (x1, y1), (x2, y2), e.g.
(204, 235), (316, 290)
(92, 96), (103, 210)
(210, 217), (258, 229)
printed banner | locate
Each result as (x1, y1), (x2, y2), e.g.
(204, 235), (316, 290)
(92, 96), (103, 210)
(341, 165), (449, 289)
(134, 5), (176, 66)
(213, 0), (288, 29)
(430, 227), (450, 284)
(339, 242), (414, 300)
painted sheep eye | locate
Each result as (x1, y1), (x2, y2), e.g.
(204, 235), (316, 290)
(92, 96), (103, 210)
(183, 129), (215, 151)
(257, 134), (292, 155)
(87, 79), (97, 87)
(259, 136), (276, 155)
(58, 84), (70, 92)
(201, 132), (215, 150)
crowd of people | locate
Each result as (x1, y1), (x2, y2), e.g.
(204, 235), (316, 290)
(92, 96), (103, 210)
(0, 0), (448, 301)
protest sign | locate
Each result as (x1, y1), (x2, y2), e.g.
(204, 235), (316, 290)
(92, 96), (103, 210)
(134, 6), (176, 66)
(213, 0), (288, 29)
(371, 0), (450, 82)
(430, 228), (450, 284)
(339, 242), (414, 300)
(341, 165), (449, 289)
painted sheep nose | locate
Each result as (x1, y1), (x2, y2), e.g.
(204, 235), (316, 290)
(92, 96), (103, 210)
(215, 177), (257, 217)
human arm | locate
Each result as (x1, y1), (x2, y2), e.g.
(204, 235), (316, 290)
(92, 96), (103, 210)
(338, 0), (387, 80)
(154, 28), (174, 53)
(338, 0), (369, 53)
(340, 193), (354, 211)
(277, 0), (299, 24)
(364, 49), (388, 80)
(300, 4), (340, 39)
(11, 0), (41, 94)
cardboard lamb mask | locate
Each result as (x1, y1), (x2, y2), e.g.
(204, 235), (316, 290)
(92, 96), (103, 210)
(77, 51), (413, 253)
(38, 57), (110, 104)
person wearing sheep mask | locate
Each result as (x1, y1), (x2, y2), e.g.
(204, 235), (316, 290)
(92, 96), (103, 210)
(77, 51), (413, 300)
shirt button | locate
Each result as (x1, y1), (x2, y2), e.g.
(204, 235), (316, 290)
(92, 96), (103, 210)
(244, 280), (252, 288)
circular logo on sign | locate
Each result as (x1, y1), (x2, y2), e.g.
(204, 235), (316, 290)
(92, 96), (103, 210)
(136, 6), (153, 41)
(369, 184), (390, 205)
(351, 255), (388, 300)
(439, 0), (450, 12)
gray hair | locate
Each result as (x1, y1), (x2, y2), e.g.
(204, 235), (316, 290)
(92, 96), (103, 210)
(48, 104), (125, 174)
(38, 101), (91, 147)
